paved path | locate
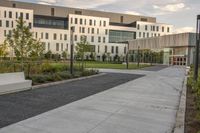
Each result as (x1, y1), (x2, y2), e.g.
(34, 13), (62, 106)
(0, 66), (186, 133)
(0, 73), (142, 128)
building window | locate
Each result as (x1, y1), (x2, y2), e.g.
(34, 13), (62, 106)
(88, 28), (90, 34)
(71, 18), (73, 24)
(4, 11), (6, 18)
(64, 34), (67, 40)
(98, 45), (100, 53)
(105, 45), (107, 53)
(100, 21), (102, 26)
(28, 22), (32, 29)
(20, 12), (23, 19)
(89, 20), (92, 26)
(91, 36), (94, 42)
(6, 21), (9, 27)
(61, 43), (63, 51)
(51, 8), (55, 16)
(94, 20), (96, 26)
(82, 27), (85, 33)
(167, 27), (170, 32)
(0, 20), (2, 27)
(9, 11), (12, 18)
(80, 19), (83, 25)
(103, 37), (106, 43)
(103, 21), (106, 27)
(75, 18), (78, 24)
(105, 29), (108, 35)
(56, 43), (59, 51)
(13, 3), (16, 8)
(74, 35), (77, 41)
(156, 26), (159, 31)
(153, 26), (155, 31)
(141, 18), (147, 22)
(111, 46), (114, 53)
(139, 32), (141, 37)
(75, 10), (82, 15)
(48, 43), (50, 51)
(116, 46), (119, 54)
(97, 28), (99, 34)
(26, 13), (29, 20)
(143, 32), (145, 38)
(137, 24), (140, 30)
(45, 33), (49, 39)
(35, 32), (38, 38)
(53, 33), (57, 40)
(11, 21), (14, 28)
(98, 36), (101, 43)
(120, 16), (124, 23)
(84, 19), (86, 25)
(147, 33), (149, 38)
(145, 25), (148, 31)
(162, 27), (165, 32)
(92, 28), (94, 34)
(9, 30), (12, 36)
(66, 43), (68, 50)
(59, 34), (62, 40)
(16, 12), (18, 19)
(79, 27), (81, 33)
(41, 32), (43, 39)
(4, 30), (7, 37)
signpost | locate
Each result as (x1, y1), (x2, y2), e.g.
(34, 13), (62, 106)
(194, 15), (200, 81)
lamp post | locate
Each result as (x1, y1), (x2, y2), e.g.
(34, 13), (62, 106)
(126, 41), (129, 69)
(194, 15), (200, 81)
(70, 26), (75, 75)
(137, 46), (140, 67)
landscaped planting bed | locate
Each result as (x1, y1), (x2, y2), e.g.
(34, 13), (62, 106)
(186, 66), (200, 133)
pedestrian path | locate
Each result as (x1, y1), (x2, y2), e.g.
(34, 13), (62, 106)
(0, 66), (186, 133)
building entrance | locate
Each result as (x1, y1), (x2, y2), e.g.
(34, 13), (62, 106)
(170, 56), (186, 66)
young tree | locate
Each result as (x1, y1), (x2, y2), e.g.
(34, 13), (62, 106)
(6, 17), (43, 70)
(0, 41), (9, 60)
(76, 36), (90, 71)
(29, 40), (45, 59)
(44, 50), (52, 60)
(62, 50), (68, 60)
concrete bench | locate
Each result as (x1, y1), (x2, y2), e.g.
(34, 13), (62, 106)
(0, 72), (32, 95)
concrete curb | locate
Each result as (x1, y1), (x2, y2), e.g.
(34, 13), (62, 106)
(173, 76), (187, 133)
(32, 73), (106, 89)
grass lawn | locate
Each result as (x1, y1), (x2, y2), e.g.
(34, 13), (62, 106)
(75, 61), (151, 69)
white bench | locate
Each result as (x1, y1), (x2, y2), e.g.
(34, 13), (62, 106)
(0, 72), (32, 95)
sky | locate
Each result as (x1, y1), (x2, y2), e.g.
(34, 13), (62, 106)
(15, 0), (200, 33)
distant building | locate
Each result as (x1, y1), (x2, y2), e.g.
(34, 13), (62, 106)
(128, 33), (196, 66)
(0, 0), (173, 60)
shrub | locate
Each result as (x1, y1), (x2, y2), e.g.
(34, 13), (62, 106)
(56, 71), (71, 79)
(31, 74), (48, 84)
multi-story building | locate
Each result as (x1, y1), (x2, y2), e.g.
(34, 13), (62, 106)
(0, 0), (173, 60)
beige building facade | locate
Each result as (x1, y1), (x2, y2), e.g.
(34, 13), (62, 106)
(128, 33), (196, 66)
(0, 0), (173, 60)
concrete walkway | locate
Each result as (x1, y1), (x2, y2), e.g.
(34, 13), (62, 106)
(0, 66), (186, 133)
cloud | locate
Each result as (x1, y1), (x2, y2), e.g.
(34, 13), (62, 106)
(124, 11), (142, 16)
(174, 27), (195, 33)
(153, 2), (190, 12)
(57, 0), (117, 9)
(37, 0), (57, 5)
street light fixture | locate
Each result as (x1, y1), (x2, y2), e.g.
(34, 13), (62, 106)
(194, 15), (200, 81)
(70, 26), (75, 75)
